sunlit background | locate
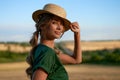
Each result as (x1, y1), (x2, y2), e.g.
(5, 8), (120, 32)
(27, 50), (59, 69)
(0, 0), (120, 80)
(0, 0), (120, 42)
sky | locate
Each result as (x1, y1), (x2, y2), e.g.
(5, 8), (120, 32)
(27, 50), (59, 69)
(0, 0), (120, 42)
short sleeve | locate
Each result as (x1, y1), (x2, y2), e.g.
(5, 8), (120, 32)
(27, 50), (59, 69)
(32, 49), (55, 74)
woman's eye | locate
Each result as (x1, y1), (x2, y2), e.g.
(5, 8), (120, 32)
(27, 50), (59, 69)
(52, 21), (57, 24)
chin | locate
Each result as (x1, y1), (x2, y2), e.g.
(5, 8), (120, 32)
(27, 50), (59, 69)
(55, 37), (60, 39)
(55, 36), (61, 39)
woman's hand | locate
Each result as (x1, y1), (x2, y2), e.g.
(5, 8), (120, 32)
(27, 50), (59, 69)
(70, 22), (80, 33)
(57, 22), (82, 64)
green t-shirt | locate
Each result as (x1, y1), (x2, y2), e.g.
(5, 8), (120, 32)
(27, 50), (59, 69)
(32, 44), (68, 80)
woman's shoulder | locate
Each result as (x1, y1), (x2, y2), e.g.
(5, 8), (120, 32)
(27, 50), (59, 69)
(34, 44), (55, 57)
(37, 44), (54, 52)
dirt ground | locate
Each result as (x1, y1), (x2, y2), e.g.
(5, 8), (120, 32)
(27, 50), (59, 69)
(0, 62), (120, 80)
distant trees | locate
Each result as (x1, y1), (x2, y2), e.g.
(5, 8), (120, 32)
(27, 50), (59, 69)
(82, 48), (120, 65)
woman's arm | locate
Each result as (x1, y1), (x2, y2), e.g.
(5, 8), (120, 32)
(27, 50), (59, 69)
(57, 22), (82, 64)
(32, 68), (48, 80)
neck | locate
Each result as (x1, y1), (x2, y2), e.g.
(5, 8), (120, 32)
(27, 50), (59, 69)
(40, 39), (55, 49)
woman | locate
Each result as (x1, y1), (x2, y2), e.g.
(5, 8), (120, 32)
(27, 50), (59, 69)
(26, 3), (82, 80)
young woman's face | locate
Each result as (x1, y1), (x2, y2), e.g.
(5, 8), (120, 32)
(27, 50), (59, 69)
(46, 17), (65, 40)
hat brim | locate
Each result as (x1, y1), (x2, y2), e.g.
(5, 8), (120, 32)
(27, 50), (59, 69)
(32, 10), (71, 31)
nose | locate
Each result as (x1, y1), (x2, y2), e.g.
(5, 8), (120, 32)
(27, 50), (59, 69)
(57, 22), (63, 30)
(57, 25), (61, 30)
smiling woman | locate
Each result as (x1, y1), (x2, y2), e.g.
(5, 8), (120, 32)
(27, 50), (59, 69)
(26, 3), (82, 80)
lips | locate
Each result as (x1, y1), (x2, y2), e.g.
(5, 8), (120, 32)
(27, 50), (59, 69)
(55, 31), (61, 35)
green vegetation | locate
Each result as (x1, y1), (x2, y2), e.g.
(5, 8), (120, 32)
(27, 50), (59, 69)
(0, 42), (120, 65)
(0, 50), (28, 63)
(82, 48), (120, 65)
(0, 49), (120, 65)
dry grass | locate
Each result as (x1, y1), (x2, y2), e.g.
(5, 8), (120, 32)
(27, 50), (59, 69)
(64, 41), (120, 51)
(0, 62), (120, 80)
(0, 44), (31, 53)
(0, 41), (120, 53)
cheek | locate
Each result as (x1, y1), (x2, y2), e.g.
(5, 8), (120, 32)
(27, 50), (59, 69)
(48, 25), (57, 34)
(61, 26), (65, 32)
(46, 27), (54, 35)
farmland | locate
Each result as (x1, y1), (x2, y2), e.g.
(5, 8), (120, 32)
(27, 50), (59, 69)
(0, 40), (120, 80)
(63, 40), (120, 51)
(0, 62), (120, 80)
(1, 40), (120, 53)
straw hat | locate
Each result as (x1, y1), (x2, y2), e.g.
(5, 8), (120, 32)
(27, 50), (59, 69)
(32, 3), (71, 31)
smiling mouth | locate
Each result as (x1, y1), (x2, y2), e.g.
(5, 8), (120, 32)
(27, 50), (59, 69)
(55, 31), (61, 35)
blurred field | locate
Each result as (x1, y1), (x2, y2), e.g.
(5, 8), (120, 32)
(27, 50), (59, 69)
(1, 41), (120, 53)
(64, 40), (120, 51)
(0, 62), (120, 80)
(0, 44), (31, 53)
(0, 41), (120, 80)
